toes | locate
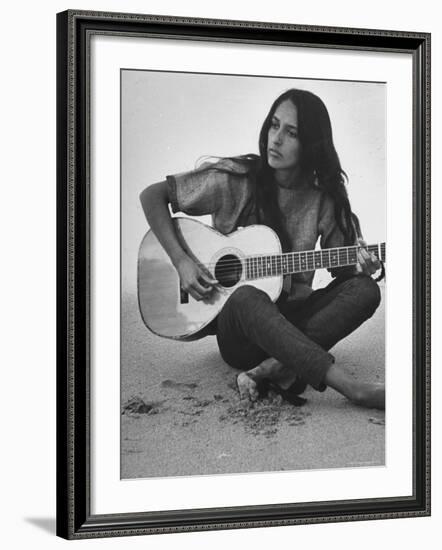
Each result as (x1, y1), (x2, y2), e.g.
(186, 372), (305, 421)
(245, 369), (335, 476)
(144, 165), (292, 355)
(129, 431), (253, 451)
(237, 373), (259, 402)
(249, 384), (259, 402)
(236, 373), (249, 400)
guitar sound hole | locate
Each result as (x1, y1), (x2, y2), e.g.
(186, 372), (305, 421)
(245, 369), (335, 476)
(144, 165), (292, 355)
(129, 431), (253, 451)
(214, 254), (242, 288)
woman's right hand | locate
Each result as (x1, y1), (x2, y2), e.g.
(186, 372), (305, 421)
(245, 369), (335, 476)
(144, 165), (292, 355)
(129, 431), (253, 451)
(140, 181), (218, 300)
(175, 255), (218, 301)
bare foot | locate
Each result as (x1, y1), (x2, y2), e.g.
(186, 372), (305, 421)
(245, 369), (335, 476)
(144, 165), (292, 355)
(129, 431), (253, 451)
(244, 358), (298, 390)
(352, 383), (385, 410)
(236, 372), (260, 402)
(325, 365), (385, 410)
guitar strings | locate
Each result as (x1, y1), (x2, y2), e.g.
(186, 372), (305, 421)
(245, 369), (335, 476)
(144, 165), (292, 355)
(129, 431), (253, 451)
(195, 257), (381, 272)
(193, 245), (383, 273)
(194, 245), (382, 266)
(194, 259), (371, 275)
(189, 244), (383, 267)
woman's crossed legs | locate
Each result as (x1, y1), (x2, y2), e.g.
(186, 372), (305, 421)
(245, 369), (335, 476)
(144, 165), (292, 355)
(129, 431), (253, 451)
(216, 275), (384, 409)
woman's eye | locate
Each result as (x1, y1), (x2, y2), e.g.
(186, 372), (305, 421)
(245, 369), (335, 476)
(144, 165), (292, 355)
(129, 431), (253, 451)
(289, 131), (298, 138)
(270, 121), (279, 129)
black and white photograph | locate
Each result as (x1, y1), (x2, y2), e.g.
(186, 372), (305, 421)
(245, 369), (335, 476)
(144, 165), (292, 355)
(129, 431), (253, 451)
(2, 0), (439, 546)
(121, 70), (386, 479)
(53, 7), (430, 542)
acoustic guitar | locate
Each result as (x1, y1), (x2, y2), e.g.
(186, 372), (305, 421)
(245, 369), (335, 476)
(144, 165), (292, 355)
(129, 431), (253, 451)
(138, 218), (386, 341)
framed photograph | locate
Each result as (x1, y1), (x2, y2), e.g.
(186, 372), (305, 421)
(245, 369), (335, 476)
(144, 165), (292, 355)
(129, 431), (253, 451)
(56, 10), (430, 539)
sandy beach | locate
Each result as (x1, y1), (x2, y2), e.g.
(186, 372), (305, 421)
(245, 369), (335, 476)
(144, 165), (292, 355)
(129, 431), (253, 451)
(121, 285), (385, 479)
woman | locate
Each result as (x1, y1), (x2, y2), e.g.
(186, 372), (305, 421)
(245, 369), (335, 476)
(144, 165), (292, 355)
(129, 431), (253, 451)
(140, 89), (385, 409)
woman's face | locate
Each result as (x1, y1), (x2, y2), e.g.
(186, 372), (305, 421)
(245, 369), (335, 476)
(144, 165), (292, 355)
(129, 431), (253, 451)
(267, 99), (301, 173)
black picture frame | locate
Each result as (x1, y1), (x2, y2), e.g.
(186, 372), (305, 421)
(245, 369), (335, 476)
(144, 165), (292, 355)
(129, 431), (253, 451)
(56, 9), (431, 540)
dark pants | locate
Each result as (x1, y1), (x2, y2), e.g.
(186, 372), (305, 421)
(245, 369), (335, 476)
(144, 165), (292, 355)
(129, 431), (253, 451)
(216, 275), (381, 391)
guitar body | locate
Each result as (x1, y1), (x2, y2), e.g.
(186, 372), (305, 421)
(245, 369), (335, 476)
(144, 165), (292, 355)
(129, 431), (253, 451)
(138, 218), (283, 341)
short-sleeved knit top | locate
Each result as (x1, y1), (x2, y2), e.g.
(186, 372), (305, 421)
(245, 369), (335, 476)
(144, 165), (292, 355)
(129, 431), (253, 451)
(166, 157), (354, 301)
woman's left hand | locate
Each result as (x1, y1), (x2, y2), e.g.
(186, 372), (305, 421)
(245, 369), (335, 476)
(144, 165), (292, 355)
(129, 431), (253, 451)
(356, 238), (381, 276)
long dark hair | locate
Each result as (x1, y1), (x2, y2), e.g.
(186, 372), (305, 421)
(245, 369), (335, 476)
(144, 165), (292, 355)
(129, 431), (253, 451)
(255, 89), (360, 248)
(199, 89), (360, 247)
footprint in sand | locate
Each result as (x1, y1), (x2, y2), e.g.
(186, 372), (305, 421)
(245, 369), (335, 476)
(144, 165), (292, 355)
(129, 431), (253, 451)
(368, 416), (385, 426)
(161, 379), (198, 391)
(121, 396), (153, 415)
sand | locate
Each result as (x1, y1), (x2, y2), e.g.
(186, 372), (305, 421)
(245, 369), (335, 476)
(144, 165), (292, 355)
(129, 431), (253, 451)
(121, 286), (385, 479)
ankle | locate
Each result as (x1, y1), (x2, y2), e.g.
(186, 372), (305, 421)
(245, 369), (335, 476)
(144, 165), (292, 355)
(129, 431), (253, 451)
(247, 358), (278, 382)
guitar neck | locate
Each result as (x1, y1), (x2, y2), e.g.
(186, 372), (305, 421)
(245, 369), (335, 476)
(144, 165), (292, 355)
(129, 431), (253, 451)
(245, 243), (386, 280)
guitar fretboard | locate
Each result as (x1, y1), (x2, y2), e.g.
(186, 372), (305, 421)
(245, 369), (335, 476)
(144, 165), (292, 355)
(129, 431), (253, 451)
(245, 243), (386, 280)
